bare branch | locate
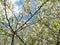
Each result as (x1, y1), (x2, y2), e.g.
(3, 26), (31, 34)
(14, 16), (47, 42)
(15, 0), (49, 32)
(4, 1), (26, 44)
(4, 0), (14, 33)
(11, 34), (14, 45)
(17, 21), (37, 32)
(16, 34), (27, 45)
(11, 11), (23, 29)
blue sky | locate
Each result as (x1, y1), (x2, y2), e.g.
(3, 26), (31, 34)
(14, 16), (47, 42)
(13, 0), (35, 22)
(13, 0), (48, 23)
(15, 0), (24, 6)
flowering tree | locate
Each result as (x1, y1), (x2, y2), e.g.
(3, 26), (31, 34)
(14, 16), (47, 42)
(0, 0), (60, 45)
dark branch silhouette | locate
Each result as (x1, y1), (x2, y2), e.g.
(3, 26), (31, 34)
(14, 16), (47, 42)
(4, 0), (14, 33)
(15, 0), (49, 32)
(4, 0), (25, 45)
(3, 0), (53, 45)
(11, 34), (14, 45)
(16, 34), (27, 45)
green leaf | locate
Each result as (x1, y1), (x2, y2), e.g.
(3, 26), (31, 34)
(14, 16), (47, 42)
(28, 37), (36, 45)
(42, 0), (47, 3)
(0, 28), (3, 32)
(25, 0), (29, 4)
(52, 19), (59, 27)
(51, 0), (55, 3)
(43, 8), (47, 12)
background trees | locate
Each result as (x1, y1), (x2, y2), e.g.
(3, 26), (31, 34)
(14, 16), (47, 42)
(0, 0), (60, 45)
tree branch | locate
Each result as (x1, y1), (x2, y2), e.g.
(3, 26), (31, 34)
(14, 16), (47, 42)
(4, 0), (14, 33)
(15, 0), (49, 32)
(16, 34), (27, 45)
(11, 34), (14, 45)
(4, 1), (26, 45)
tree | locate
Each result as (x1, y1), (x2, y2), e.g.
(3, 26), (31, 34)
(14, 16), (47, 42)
(0, 0), (60, 45)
